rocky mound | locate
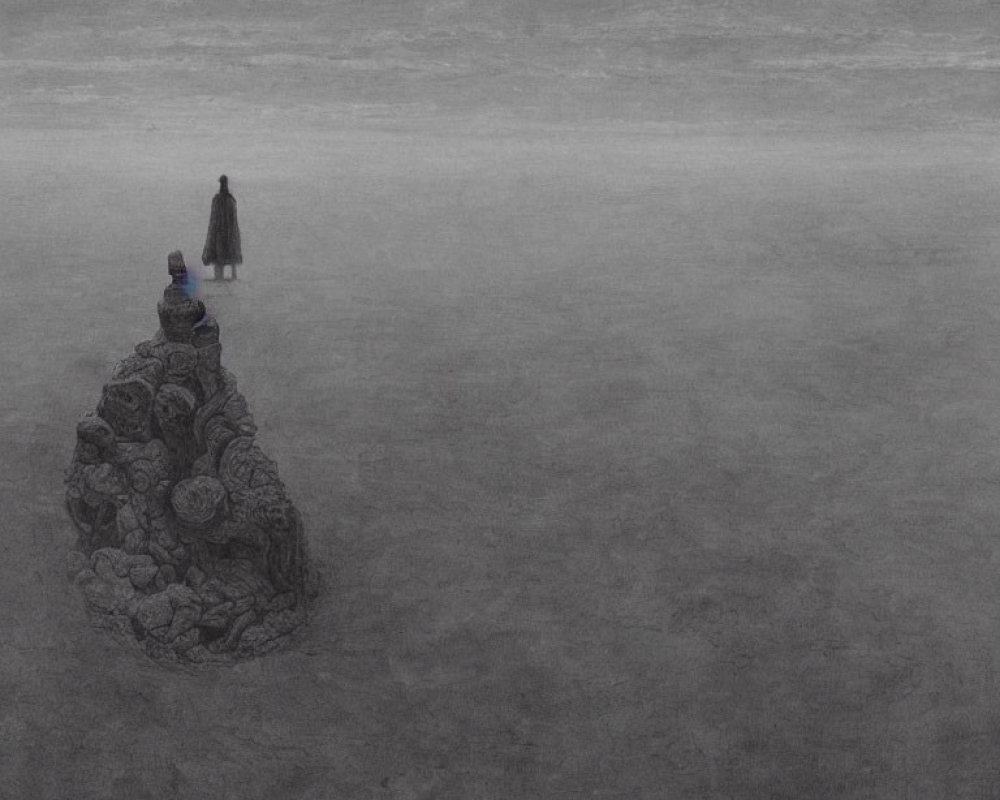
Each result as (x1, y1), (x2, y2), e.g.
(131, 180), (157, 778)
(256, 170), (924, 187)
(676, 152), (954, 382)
(65, 252), (314, 663)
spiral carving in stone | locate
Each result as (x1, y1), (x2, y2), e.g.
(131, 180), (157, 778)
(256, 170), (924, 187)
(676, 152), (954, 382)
(218, 437), (269, 492)
(171, 476), (227, 529)
(164, 344), (198, 383)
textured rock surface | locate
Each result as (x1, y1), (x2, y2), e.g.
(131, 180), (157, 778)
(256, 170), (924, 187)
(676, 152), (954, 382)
(65, 253), (313, 663)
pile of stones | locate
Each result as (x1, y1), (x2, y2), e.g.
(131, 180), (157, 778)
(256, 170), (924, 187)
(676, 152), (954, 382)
(65, 252), (314, 662)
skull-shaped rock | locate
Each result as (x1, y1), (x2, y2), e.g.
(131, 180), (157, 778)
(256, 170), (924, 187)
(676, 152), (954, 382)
(75, 416), (117, 464)
(98, 377), (155, 442)
(154, 383), (197, 431)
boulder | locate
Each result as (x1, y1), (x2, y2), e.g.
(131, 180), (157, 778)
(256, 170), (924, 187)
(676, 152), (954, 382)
(135, 592), (175, 633)
(129, 564), (160, 590)
(92, 548), (131, 579)
(122, 528), (150, 556)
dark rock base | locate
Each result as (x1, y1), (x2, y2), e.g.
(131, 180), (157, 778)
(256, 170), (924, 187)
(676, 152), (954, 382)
(65, 255), (315, 664)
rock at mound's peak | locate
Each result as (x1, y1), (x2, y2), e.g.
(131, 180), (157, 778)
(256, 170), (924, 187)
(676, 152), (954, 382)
(158, 251), (207, 343)
(65, 252), (315, 664)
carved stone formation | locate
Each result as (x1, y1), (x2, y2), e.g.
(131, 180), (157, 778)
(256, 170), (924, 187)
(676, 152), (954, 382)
(65, 252), (315, 663)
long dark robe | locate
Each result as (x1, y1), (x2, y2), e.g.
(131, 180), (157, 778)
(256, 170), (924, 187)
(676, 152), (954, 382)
(202, 191), (243, 266)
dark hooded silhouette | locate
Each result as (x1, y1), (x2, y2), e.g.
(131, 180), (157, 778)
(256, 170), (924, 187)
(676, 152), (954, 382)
(202, 175), (242, 280)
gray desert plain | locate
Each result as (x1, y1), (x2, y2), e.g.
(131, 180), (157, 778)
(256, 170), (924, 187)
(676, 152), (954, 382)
(5, 1), (1000, 797)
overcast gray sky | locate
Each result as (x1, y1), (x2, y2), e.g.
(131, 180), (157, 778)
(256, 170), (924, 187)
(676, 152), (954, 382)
(3, 0), (1000, 132)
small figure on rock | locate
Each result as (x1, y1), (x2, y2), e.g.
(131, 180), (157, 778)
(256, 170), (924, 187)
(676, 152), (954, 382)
(202, 175), (242, 281)
(169, 249), (200, 299)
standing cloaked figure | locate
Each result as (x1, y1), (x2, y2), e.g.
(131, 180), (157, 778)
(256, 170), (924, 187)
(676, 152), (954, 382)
(202, 174), (242, 281)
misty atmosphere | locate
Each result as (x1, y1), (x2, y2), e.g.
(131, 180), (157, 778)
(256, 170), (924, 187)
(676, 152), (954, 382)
(4, 1), (1000, 797)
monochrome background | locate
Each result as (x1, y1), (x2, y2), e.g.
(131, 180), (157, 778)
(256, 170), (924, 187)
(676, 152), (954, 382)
(3, 1), (1000, 797)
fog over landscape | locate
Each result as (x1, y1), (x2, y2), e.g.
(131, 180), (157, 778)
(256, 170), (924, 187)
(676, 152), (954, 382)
(7, 0), (1000, 131)
(5, 1), (1000, 798)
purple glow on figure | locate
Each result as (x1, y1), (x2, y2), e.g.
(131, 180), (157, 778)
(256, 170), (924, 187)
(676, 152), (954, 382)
(182, 268), (201, 299)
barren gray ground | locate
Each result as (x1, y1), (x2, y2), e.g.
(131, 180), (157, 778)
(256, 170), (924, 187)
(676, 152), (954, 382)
(3, 126), (1000, 797)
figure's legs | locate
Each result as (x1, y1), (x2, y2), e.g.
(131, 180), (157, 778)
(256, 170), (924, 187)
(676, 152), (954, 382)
(231, 264), (238, 281)
(213, 264), (223, 281)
